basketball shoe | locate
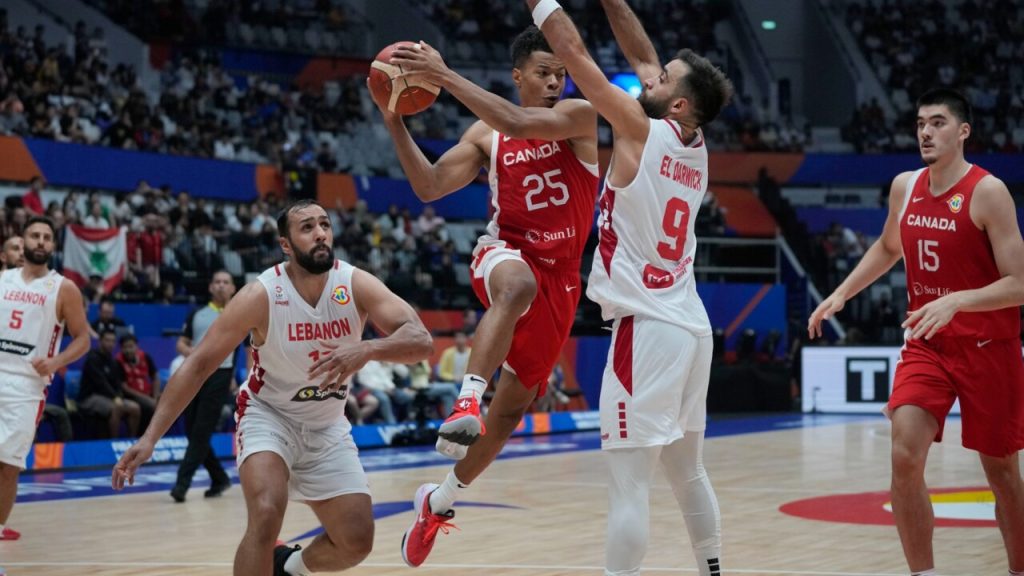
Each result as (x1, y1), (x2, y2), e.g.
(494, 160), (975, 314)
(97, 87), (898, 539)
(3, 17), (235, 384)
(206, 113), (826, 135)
(436, 396), (485, 459)
(401, 483), (457, 567)
(273, 542), (301, 576)
(0, 527), (20, 540)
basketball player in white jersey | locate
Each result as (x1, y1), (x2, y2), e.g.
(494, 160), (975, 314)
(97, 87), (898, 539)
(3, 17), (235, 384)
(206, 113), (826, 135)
(0, 216), (91, 541)
(527, 1), (733, 575)
(112, 200), (433, 576)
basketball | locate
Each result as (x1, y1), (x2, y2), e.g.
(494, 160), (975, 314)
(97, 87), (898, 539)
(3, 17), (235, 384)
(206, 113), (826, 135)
(368, 41), (440, 116)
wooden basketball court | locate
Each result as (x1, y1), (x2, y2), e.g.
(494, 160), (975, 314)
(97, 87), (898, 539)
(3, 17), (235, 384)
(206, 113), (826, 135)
(1, 415), (1014, 575)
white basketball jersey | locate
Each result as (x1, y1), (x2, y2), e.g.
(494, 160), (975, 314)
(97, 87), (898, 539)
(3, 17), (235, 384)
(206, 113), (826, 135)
(238, 260), (363, 429)
(0, 268), (65, 401)
(587, 120), (712, 336)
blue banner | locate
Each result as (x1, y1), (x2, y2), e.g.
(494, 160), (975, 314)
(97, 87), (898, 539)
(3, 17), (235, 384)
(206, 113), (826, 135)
(25, 138), (259, 201)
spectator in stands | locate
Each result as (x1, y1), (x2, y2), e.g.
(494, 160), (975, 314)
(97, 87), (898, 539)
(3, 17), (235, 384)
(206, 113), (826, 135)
(354, 360), (413, 425)
(0, 236), (23, 269)
(115, 334), (160, 430)
(437, 331), (472, 386)
(91, 297), (129, 338)
(81, 274), (105, 306)
(21, 176), (44, 216)
(79, 329), (141, 438)
(416, 205), (446, 238)
(462, 308), (479, 335)
(408, 359), (459, 418)
(82, 197), (111, 229)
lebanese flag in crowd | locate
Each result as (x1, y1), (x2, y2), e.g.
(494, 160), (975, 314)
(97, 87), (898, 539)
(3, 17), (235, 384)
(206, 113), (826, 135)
(63, 224), (127, 292)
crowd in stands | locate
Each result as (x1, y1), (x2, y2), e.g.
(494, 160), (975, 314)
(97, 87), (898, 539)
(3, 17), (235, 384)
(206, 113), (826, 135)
(1, 177), (470, 308)
(842, 0), (1024, 153)
(0, 1), (804, 175)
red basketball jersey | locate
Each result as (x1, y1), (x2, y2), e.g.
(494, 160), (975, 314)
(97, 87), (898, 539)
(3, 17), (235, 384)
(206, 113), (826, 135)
(485, 131), (599, 268)
(899, 165), (1019, 339)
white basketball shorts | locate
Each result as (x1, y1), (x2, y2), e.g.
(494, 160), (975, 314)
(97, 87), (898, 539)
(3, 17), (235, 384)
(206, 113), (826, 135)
(599, 314), (712, 450)
(236, 399), (369, 501)
(0, 399), (43, 468)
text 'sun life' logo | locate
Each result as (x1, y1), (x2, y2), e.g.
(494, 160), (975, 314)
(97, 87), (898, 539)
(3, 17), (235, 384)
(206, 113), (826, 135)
(846, 357), (890, 403)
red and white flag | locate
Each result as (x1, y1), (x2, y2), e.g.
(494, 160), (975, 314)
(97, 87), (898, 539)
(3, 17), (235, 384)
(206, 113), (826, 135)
(63, 224), (127, 292)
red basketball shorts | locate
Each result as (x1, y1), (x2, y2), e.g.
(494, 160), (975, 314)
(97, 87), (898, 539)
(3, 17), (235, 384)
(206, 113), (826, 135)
(888, 336), (1024, 457)
(470, 240), (579, 395)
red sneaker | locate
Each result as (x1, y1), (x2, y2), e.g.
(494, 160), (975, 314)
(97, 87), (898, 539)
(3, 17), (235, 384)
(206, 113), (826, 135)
(401, 483), (457, 567)
(435, 397), (485, 459)
(0, 527), (21, 540)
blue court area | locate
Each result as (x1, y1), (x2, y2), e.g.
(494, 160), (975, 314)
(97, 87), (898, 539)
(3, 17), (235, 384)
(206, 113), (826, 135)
(16, 413), (880, 506)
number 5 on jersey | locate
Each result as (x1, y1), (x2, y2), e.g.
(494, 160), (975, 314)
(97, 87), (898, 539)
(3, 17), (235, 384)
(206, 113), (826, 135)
(524, 169), (569, 211)
(9, 310), (23, 329)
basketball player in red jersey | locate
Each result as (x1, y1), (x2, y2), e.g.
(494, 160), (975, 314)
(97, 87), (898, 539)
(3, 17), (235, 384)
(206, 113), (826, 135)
(374, 27), (598, 566)
(810, 89), (1024, 576)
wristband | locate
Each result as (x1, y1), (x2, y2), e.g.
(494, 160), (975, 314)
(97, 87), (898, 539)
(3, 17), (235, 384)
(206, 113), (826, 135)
(532, 0), (562, 28)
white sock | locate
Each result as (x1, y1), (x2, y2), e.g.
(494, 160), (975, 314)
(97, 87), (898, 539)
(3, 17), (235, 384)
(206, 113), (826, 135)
(1009, 571), (1023, 575)
(911, 571), (936, 576)
(428, 471), (468, 514)
(459, 374), (487, 403)
(283, 547), (311, 575)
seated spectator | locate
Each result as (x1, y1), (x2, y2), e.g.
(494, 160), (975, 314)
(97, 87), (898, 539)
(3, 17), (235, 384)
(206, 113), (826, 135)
(115, 333), (160, 429)
(81, 274), (104, 305)
(354, 360), (413, 424)
(408, 359), (459, 418)
(91, 297), (130, 338)
(22, 176), (45, 216)
(78, 330), (140, 438)
(437, 331), (472, 385)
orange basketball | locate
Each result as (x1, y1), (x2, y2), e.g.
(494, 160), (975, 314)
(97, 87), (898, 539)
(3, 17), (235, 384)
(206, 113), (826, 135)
(368, 42), (440, 116)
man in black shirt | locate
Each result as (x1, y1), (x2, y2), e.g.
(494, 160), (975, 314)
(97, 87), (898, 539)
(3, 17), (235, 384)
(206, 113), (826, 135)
(79, 329), (140, 438)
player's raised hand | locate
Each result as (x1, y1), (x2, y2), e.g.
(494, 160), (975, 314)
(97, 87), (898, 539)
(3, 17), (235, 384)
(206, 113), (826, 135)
(807, 293), (846, 339)
(111, 438), (155, 490)
(902, 293), (961, 340)
(390, 41), (450, 87)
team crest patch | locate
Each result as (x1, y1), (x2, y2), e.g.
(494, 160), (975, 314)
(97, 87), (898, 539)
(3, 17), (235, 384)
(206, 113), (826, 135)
(331, 285), (350, 305)
(947, 193), (964, 213)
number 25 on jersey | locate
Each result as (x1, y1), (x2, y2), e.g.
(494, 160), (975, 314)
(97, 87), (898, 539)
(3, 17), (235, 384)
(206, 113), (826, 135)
(524, 169), (569, 211)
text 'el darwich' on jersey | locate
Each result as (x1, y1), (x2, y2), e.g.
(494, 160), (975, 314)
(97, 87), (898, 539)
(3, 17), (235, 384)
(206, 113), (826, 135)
(484, 131), (599, 270)
(237, 260), (363, 429)
(0, 268), (65, 401)
(587, 120), (712, 336)
(898, 164), (1019, 340)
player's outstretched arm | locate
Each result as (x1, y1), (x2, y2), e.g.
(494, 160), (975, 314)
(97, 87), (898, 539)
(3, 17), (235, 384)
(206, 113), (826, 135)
(599, 0), (662, 81)
(308, 269), (432, 387)
(112, 282), (267, 489)
(372, 80), (488, 202)
(392, 42), (596, 143)
(526, 0), (649, 143)
(902, 176), (1024, 339)
(808, 172), (910, 339)
(33, 279), (90, 377)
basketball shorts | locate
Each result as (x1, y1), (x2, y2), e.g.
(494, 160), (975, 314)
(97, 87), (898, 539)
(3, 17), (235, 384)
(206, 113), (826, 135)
(236, 398), (369, 501)
(0, 399), (44, 468)
(888, 336), (1024, 458)
(599, 314), (712, 450)
(470, 239), (579, 394)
